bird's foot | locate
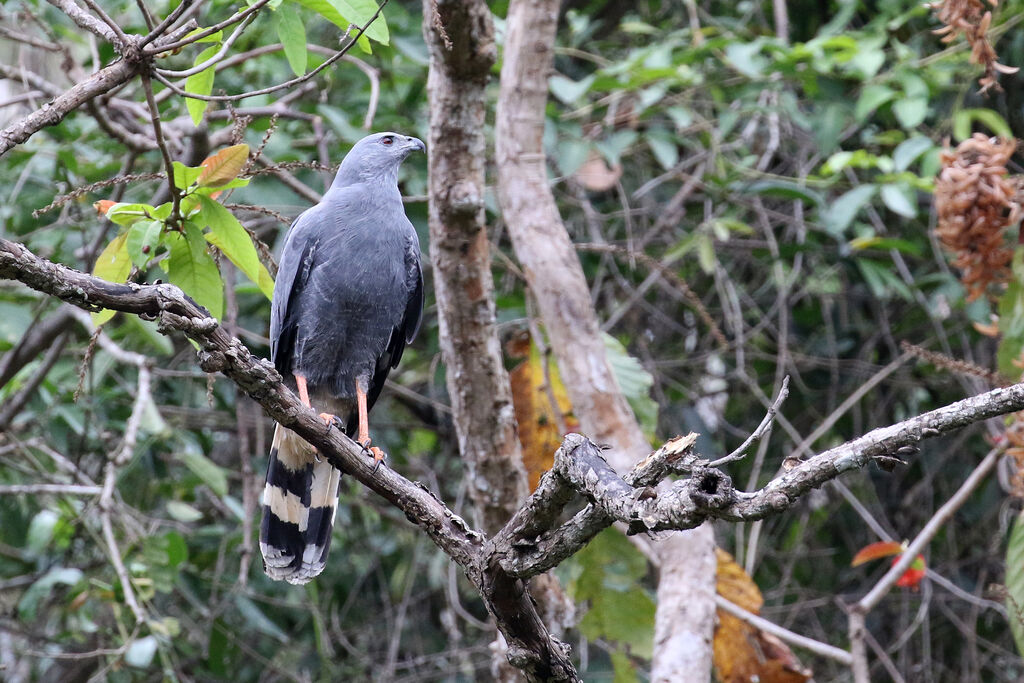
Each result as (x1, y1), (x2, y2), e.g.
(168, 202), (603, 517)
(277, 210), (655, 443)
(308, 413), (340, 460)
(359, 439), (386, 474)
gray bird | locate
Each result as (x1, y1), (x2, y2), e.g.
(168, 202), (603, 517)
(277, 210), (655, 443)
(260, 132), (425, 584)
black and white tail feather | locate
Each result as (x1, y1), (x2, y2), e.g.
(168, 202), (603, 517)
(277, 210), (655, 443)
(259, 423), (342, 584)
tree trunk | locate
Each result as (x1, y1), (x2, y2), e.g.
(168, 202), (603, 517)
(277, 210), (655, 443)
(495, 0), (717, 679)
(422, 0), (528, 535)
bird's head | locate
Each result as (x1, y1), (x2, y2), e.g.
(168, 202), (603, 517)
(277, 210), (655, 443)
(332, 132), (425, 188)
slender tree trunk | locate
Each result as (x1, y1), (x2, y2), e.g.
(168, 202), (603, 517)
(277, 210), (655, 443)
(423, 3), (573, 679)
(495, 0), (717, 679)
(422, 0), (528, 535)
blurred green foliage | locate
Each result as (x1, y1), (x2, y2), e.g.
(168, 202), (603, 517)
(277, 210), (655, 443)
(2, 0), (1024, 680)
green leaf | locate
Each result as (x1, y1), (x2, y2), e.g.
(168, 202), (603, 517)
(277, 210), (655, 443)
(725, 39), (767, 78)
(126, 220), (163, 267)
(603, 334), (659, 443)
(646, 133), (679, 170)
(26, 509), (59, 555)
(233, 595), (288, 641)
(880, 183), (917, 218)
(106, 203), (155, 227)
(185, 44), (219, 126)
(18, 567), (83, 621)
(893, 136), (933, 172)
(178, 441), (229, 497)
(173, 161), (203, 190)
(857, 258), (911, 300)
(182, 28), (224, 44)
(998, 280), (1024, 376)
(1006, 511), (1024, 659)
(822, 184), (876, 235)
(744, 179), (823, 205)
(893, 97), (928, 128)
(161, 223), (224, 319)
(166, 501), (203, 522)
(275, 10), (307, 76)
(125, 636), (159, 668)
(953, 108), (1013, 141)
(292, 0), (389, 45)
(855, 84), (896, 121)
(92, 232), (132, 326)
(197, 196), (272, 299)
(569, 529), (655, 659)
(549, 74), (594, 104)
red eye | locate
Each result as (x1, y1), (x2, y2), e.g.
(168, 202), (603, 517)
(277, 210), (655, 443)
(381, 136), (394, 145)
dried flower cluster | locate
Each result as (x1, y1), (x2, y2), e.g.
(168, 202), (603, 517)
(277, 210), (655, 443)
(929, 0), (1019, 93)
(934, 134), (1020, 301)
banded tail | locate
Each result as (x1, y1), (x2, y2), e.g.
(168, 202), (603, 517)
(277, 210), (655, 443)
(259, 424), (341, 584)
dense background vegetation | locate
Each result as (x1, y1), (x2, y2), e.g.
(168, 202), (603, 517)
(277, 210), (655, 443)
(2, 0), (1024, 680)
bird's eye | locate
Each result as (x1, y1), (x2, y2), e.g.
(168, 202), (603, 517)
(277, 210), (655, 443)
(381, 136), (394, 146)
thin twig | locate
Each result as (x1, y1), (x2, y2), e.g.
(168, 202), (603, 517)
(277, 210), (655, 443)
(139, 72), (181, 227)
(715, 595), (852, 665)
(710, 375), (789, 467)
(0, 484), (102, 495)
(150, 0), (389, 103)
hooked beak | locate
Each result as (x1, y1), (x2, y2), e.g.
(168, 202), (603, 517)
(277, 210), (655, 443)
(405, 136), (425, 153)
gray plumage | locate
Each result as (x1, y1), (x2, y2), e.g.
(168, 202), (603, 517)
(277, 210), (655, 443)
(260, 132), (424, 584)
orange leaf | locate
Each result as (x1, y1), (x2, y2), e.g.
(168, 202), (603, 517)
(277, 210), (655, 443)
(714, 549), (812, 683)
(509, 334), (579, 490)
(198, 144), (250, 187)
(94, 199), (116, 216)
(851, 541), (905, 566)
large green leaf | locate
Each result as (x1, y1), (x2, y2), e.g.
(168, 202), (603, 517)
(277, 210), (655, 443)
(275, 10), (308, 76)
(161, 223), (224, 319)
(185, 45), (219, 126)
(197, 196), (273, 300)
(1007, 511), (1024, 658)
(292, 0), (389, 45)
(822, 184), (876, 236)
(569, 528), (655, 660)
(125, 220), (163, 267)
(603, 333), (659, 443)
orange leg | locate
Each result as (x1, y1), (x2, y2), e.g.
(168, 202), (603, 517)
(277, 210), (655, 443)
(293, 373), (337, 458)
(356, 382), (385, 468)
(294, 373), (312, 408)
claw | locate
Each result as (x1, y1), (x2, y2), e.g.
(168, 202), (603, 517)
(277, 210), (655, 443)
(370, 446), (385, 474)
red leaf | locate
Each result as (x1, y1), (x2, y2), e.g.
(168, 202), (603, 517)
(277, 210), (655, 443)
(851, 541), (904, 566)
(893, 554), (926, 589)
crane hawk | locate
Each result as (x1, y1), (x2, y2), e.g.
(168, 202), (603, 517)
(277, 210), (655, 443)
(260, 132), (425, 584)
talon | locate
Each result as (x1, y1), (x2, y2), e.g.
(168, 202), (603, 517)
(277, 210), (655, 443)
(370, 446), (385, 474)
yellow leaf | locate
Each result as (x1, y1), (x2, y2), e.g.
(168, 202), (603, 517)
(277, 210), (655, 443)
(508, 332), (580, 490)
(198, 144), (250, 187)
(91, 232), (131, 326)
(714, 549), (812, 683)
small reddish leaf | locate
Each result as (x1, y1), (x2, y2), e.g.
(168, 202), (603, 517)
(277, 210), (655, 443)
(851, 541), (904, 566)
(893, 554), (926, 588)
(94, 200), (116, 216)
(198, 144), (250, 187)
